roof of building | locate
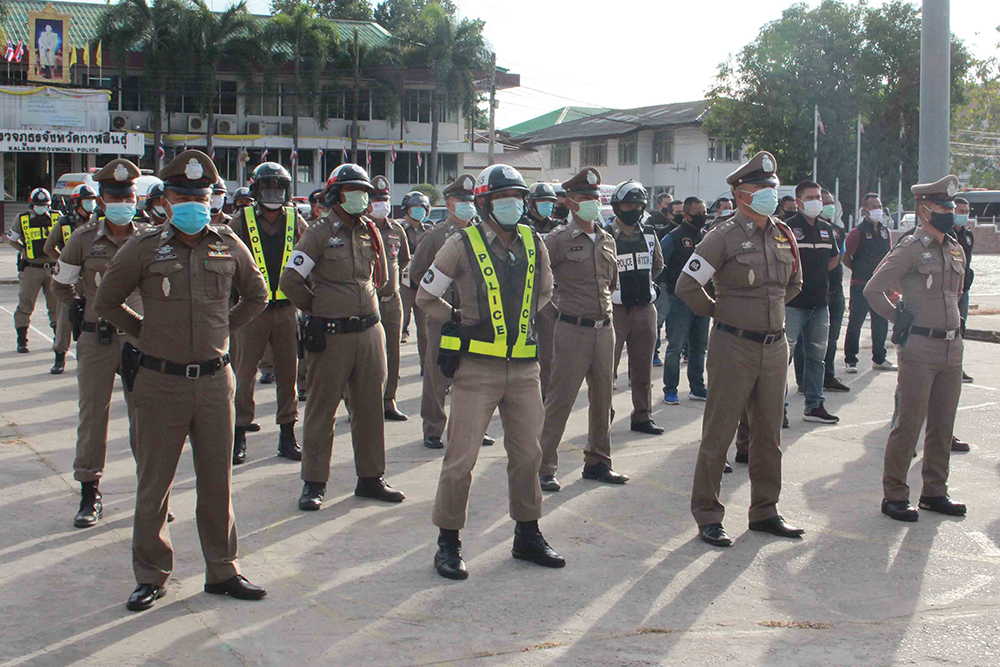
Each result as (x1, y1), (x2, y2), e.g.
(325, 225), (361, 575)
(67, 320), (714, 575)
(0, 1), (393, 50)
(517, 100), (711, 146)
(503, 106), (609, 138)
(463, 149), (542, 171)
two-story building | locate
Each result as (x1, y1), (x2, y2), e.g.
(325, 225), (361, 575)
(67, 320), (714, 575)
(515, 100), (744, 206)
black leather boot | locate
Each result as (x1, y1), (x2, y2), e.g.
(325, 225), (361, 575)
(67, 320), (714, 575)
(233, 426), (247, 465)
(50, 351), (66, 375)
(277, 422), (301, 461)
(74, 481), (103, 528)
(16, 326), (28, 353)
(299, 482), (326, 511)
(512, 521), (566, 568)
(434, 530), (468, 580)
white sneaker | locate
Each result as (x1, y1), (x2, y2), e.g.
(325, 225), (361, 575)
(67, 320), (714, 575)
(846, 362), (858, 374)
(873, 360), (898, 371)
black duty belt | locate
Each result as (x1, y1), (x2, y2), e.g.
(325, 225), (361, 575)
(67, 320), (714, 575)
(319, 313), (380, 334)
(557, 311), (611, 329)
(265, 299), (294, 310)
(81, 321), (123, 335)
(26, 262), (52, 269)
(716, 322), (785, 345)
(910, 326), (960, 340)
(139, 352), (231, 379)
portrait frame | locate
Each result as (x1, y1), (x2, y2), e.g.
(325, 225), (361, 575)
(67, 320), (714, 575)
(28, 4), (72, 85)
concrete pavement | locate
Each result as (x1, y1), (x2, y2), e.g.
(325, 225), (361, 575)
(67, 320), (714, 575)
(2, 242), (1000, 665)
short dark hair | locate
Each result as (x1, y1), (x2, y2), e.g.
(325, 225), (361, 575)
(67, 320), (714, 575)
(656, 192), (672, 205)
(668, 200), (684, 211)
(821, 188), (832, 196)
(779, 195), (796, 207)
(955, 197), (969, 206)
(683, 196), (705, 212)
(862, 192), (880, 205)
(715, 197), (733, 206)
(795, 180), (821, 198)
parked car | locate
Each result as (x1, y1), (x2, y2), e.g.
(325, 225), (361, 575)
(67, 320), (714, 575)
(427, 206), (448, 225)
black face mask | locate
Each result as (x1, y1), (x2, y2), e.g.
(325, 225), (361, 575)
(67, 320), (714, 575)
(672, 213), (684, 224)
(618, 209), (643, 226)
(689, 214), (707, 229)
(660, 207), (672, 216)
(553, 204), (569, 219)
(929, 211), (955, 234)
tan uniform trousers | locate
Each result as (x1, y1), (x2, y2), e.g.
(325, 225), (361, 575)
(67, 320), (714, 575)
(612, 303), (657, 423)
(401, 285), (427, 369)
(131, 366), (240, 586)
(301, 324), (387, 483)
(421, 319), (450, 439)
(259, 342), (306, 391)
(692, 327), (787, 526)
(883, 334), (963, 501)
(53, 301), (72, 354)
(15, 266), (57, 331)
(380, 293), (403, 406)
(539, 319), (614, 477)
(735, 410), (750, 458)
(536, 303), (557, 400)
(72, 330), (137, 482)
(234, 304), (299, 427)
(432, 357), (544, 530)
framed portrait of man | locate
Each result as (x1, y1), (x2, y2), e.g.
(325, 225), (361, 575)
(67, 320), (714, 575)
(28, 4), (72, 84)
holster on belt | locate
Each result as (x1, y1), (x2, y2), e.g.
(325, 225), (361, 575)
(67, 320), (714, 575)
(97, 321), (113, 345)
(437, 310), (463, 379)
(69, 298), (85, 341)
(890, 301), (914, 346)
(302, 315), (327, 353)
(16, 254), (25, 273)
(120, 342), (141, 392)
(296, 312), (306, 359)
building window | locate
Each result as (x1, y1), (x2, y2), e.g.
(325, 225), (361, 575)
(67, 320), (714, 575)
(121, 76), (142, 112)
(708, 139), (743, 163)
(246, 82), (279, 117)
(371, 89), (391, 121)
(550, 142), (571, 169)
(436, 153), (458, 185)
(618, 134), (637, 165)
(87, 74), (119, 111)
(393, 151), (430, 184)
(347, 88), (371, 122)
(403, 89), (432, 123)
(580, 139), (607, 167)
(218, 80), (238, 116)
(653, 130), (674, 164)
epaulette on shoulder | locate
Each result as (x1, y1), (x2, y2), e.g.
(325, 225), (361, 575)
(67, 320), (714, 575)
(78, 221), (98, 233)
(209, 224), (234, 236)
(899, 234), (918, 245)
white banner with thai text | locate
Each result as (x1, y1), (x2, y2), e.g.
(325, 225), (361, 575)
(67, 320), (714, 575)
(0, 129), (143, 154)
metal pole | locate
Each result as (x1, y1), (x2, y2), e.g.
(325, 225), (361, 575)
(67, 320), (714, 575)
(488, 52), (496, 166)
(897, 161), (903, 227)
(854, 114), (862, 229)
(919, 0), (951, 182)
(835, 176), (840, 226)
(813, 104), (818, 182)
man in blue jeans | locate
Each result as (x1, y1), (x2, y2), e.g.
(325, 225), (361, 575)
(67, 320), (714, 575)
(661, 197), (710, 404)
(784, 181), (840, 424)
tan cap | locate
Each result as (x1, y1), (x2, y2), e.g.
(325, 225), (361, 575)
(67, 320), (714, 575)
(371, 175), (390, 198)
(726, 151), (779, 187)
(159, 149), (220, 196)
(442, 173), (476, 201)
(94, 158), (141, 196)
(911, 174), (959, 208)
(562, 166), (602, 195)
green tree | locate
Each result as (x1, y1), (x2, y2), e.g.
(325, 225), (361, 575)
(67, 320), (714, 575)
(97, 0), (188, 172)
(952, 27), (1000, 189)
(265, 4), (339, 193)
(373, 0), (455, 31)
(182, 0), (259, 158)
(271, 0), (373, 21)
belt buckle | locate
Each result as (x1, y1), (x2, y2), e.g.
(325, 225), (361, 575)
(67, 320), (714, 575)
(185, 364), (201, 379)
(763, 332), (778, 345)
(349, 316), (360, 322)
(594, 319), (604, 329)
(946, 329), (956, 340)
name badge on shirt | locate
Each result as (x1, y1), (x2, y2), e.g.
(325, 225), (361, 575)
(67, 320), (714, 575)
(921, 251), (934, 263)
(740, 241), (756, 253)
(569, 245), (583, 252)
(329, 236), (344, 248)
(682, 237), (694, 248)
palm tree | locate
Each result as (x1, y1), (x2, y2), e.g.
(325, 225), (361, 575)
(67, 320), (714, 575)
(97, 0), (189, 172)
(182, 0), (260, 158)
(265, 5), (338, 193)
(336, 27), (399, 164)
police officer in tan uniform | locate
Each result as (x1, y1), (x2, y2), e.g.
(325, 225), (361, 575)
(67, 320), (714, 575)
(409, 176), (495, 450)
(45, 184), (100, 374)
(399, 191), (432, 356)
(229, 162), (306, 465)
(525, 182), (559, 398)
(864, 175), (968, 522)
(369, 175), (411, 420)
(8, 187), (60, 355)
(95, 150), (269, 612)
(676, 151), (804, 547)
(608, 180), (665, 435)
(417, 164), (564, 580)
(538, 167), (625, 492)
(51, 161), (145, 528)
(279, 163), (406, 511)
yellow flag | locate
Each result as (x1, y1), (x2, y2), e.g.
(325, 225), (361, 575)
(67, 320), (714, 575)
(82, 42), (89, 66)
(69, 43), (77, 67)
(95, 41), (103, 67)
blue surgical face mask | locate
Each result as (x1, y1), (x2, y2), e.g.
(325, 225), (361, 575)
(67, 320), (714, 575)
(104, 202), (137, 225)
(169, 200), (212, 234)
(536, 201), (554, 218)
(954, 213), (969, 226)
(453, 202), (476, 221)
(744, 187), (778, 217)
(491, 197), (524, 229)
(81, 199), (97, 214)
(409, 206), (428, 222)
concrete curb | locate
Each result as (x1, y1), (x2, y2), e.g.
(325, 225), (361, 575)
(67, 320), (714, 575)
(965, 328), (1000, 343)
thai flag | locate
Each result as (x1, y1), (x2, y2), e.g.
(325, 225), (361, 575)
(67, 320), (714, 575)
(816, 110), (825, 135)
(365, 146), (370, 168)
(211, 146), (216, 160)
(158, 141), (166, 162)
(261, 147), (268, 162)
(13, 42), (24, 63)
(341, 147), (348, 164)
(4, 42), (13, 63)
(390, 144), (397, 163)
(291, 148), (298, 167)
(416, 152), (422, 168)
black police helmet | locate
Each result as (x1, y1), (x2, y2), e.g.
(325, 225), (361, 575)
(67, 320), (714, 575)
(30, 188), (52, 206)
(233, 186), (252, 201)
(71, 184), (98, 201)
(146, 182), (166, 202)
(323, 163), (373, 208)
(473, 164), (529, 221)
(212, 178), (227, 195)
(401, 190), (430, 211)
(250, 162), (292, 205)
(528, 182), (557, 202)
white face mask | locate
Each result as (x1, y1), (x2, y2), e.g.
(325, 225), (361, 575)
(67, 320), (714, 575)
(370, 200), (391, 219)
(210, 194), (226, 212)
(574, 199), (602, 222)
(262, 202), (283, 211)
(152, 205), (167, 218)
(33, 205), (49, 215)
(801, 199), (824, 219)
(867, 208), (883, 222)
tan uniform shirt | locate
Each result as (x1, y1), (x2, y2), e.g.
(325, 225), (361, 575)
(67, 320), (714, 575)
(377, 217), (410, 297)
(544, 218), (618, 320)
(676, 210), (802, 332)
(864, 228), (965, 331)
(94, 224), (269, 362)
(416, 223), (553, 326)
(409, 218), (468, 313)
(44, 212), (93, 261)
(278, 211), (388, 318)
(51, 220), (144, 320)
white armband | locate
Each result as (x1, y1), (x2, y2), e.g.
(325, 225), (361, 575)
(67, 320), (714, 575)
(285, 250), (315, 278)
(420, 262), (453, 298)
(52, 260), (81, 285)
(681, 253), (716, 286)
(6, 228), (20, 243)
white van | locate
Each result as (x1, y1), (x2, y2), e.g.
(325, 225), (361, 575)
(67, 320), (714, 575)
(55, 169), (162, 208)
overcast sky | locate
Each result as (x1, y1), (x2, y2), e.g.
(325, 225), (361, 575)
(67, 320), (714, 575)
(75, 0), (1000, 129)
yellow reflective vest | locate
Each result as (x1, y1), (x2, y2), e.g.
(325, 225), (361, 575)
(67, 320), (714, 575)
(244, 206), (295, 301)
(19, 211), (60, 260)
